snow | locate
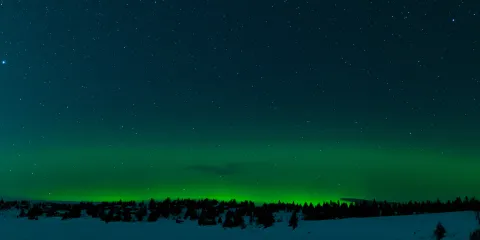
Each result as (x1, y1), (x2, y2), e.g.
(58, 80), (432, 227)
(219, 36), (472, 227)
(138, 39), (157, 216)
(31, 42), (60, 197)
(0, 209), (478, 239)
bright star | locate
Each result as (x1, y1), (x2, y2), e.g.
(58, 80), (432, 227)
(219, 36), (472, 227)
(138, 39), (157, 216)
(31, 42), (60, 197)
(1, 60), (6, 65)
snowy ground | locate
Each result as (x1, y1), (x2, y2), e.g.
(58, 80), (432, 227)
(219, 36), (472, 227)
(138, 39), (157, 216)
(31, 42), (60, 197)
(0, 210), (478, 239)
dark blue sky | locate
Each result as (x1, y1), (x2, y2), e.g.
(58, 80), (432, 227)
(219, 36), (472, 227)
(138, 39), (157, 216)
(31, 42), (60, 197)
(0, 0), (479, 145)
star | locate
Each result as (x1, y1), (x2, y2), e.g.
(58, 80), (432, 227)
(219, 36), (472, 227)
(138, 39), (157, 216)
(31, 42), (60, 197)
(1, 60), (6, 65)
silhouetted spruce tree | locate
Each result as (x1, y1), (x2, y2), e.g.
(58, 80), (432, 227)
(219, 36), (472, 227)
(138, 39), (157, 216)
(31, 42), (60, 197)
(86, 205), (98, 218)
(69, 205), (82, 219)
(147, 210), (160, 222)
(198, 209), (207, 225)
(122, 208), (132, 222)
(302, 203), (308, 212)
(302, 203), (314, 220)
(381, 202), (394, 216)
(27, 205), (42, 220)
(199, 208), (217, 226)
(217, 203), (226, 214)
(160, 207), (170, 219)
(113, 209), (122, 222)
(171, 204), (183, 216)
(288, 210), (299, 230)
(98, 207), (106, 221)
(234, 211), (246, 229)
(187, 207), (199, 220)
(148, 198), (156, 211)
(434, 222), (446, 240)
(257, 209), (275, 228)
(163, 197), (172, 206)
(135, 206), (147, 221)
(222, 210), (234, 228)
(103, 208), (114, 223)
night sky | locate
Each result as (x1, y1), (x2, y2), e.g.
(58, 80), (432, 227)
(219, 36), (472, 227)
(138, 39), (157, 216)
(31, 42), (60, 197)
(0, 0), (479, 203)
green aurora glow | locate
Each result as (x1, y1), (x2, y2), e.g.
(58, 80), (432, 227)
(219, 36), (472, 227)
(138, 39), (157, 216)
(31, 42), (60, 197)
(2, 138), (479, 204)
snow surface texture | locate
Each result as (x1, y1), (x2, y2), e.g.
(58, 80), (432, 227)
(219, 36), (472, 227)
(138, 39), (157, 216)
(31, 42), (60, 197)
(0, 210), (478, 239)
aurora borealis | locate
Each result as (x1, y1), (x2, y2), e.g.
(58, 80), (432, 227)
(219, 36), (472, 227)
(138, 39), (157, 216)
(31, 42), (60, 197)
(0, 1), (479, 204)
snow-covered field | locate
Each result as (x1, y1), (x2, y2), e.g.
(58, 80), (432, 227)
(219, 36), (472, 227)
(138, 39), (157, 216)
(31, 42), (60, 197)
(1, 209), (478, 240)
